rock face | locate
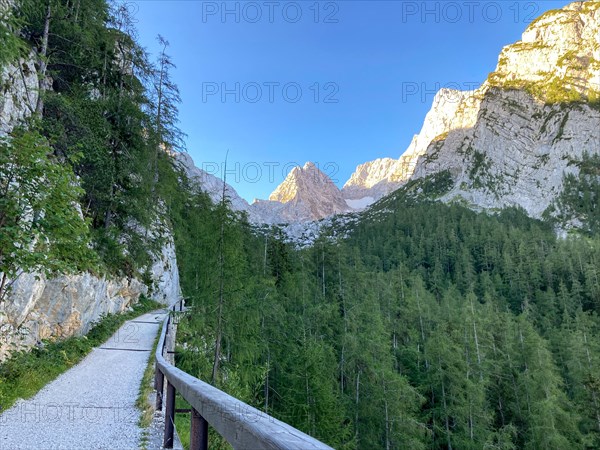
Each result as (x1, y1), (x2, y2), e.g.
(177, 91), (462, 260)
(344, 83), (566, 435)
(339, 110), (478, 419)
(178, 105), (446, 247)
(0, 53), (38, 136)
(160, 2), (598, 227)
(0, 273), (146, 360)
(148, 233), (182, 304)
(409, 1), (600, 218)
(343, 1), (600, 218)
(341, 87), (486, 206)
(342, 158), (399, 205)
(489, 1), (600, 95)
(0, 48), (181, 360)
(0, 0), (37, 133)
(342, 86), (483, 206)
(176, 153), (352, 223)
(264, 162), (350, 222)
(174, 152), (252, 214)
(0, 224), (178, 359)
(413, 89), (599, 218)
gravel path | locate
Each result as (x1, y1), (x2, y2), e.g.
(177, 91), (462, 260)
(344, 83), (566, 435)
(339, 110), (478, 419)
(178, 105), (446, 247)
(0, 310), (167, 450)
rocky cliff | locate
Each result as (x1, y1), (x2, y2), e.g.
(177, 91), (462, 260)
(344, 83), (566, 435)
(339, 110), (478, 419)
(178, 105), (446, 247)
(0, 273), (146, 359)
(342, 158), (398, 205)
(410, 1), (600, 218)
(176, 153), (353, 224)
(174, 152), (252, 214)
(157, 2), (598, 229)
(0, 46), (182, 360)
(343, 1), (599, 219)
(0, 54), (37, 136)
(264, 162), (350, 223)
(149, 235), (181, 304)
(0, 229), (180, 361)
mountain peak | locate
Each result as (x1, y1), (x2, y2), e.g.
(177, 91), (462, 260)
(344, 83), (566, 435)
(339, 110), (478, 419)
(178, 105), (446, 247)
(270, 162), (335, 203)
(265, 162), (350, 222)
(487, 0), (600, 100)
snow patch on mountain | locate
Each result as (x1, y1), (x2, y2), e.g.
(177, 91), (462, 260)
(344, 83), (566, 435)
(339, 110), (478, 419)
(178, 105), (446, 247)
(345, 197), (375, 210)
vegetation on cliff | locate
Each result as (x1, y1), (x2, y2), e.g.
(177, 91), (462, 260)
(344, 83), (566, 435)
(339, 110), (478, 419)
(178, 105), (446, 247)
(0, 0), (186, 297)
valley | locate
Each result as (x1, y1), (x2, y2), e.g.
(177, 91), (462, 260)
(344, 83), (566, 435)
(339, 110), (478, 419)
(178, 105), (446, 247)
(0, 1), (599, 449)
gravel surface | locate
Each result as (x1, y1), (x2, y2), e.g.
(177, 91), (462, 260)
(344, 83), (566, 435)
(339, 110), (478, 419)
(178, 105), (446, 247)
(0, 310), (167, 450)
(143, 389), (183, 450)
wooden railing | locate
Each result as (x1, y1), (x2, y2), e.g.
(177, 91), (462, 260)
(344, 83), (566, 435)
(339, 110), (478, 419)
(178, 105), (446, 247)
(154, 301), (334, 450)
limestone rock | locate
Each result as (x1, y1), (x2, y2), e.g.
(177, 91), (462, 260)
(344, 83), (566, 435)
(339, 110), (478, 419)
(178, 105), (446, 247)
(174, 152), (252, 214)
(409, 1), (600, 218)
(262, 162), (350, 223)
(149, 235), (181, 304)
(342, 158), (400, 204)
(345, 1), (600, 220)
(0, 53), (38, 136)
(0, 273), (147, 360)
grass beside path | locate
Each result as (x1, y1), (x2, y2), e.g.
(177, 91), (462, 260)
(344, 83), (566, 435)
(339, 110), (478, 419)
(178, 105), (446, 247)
(0, 296), (163, 411)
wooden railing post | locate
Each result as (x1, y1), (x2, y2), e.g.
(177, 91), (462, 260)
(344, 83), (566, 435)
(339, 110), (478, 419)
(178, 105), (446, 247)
(190, 407), (208, 450)
(164, 380), (176, 448)
(155, 367), (164, 410)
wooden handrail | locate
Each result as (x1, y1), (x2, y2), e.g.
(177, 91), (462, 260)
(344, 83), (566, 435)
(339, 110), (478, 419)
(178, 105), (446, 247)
(155, 301), (334, 450)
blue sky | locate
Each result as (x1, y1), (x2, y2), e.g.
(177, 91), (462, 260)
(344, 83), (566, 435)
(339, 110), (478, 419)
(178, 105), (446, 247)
(133, 0), (567, 202)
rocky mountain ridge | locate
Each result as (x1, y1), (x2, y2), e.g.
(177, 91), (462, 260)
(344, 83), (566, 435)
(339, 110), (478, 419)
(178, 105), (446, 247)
(175, 154), (353, 223)
(266, 162), (351, 222)
(180, 1), (599, 227)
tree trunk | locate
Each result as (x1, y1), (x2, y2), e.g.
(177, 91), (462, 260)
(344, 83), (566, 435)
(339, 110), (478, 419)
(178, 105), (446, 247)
(441, 376), (452, 450)
(35, 3), (52, 116)
(339, 252), (347, 393)
(583, 330), (600, 432)
(355, 370), (361, 442)
(321, 244), (325, 296)
(263, 234), (267, 276)
(264, 347), (270, 413)
(470, 296), (483, 380)
(383, 375), (390, 450)
(211, 156), (228, 384)
(0, 272), (8, 303)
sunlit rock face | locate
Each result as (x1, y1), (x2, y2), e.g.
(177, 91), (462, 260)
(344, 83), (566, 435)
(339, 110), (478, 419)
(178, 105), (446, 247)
(409, 1), (600, 218)
(175, 153), (352, 223)
(265, 162), (350, 222)
(489, 1), (600, 95)
(342, 158), (400, 204)
(341, 2), (600, 217)
(158, 2), (600, 227)
(342, 87), (483, 206)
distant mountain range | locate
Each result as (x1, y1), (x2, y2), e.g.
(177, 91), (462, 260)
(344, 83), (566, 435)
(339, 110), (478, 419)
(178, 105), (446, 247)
(175, 1), (600, 227)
